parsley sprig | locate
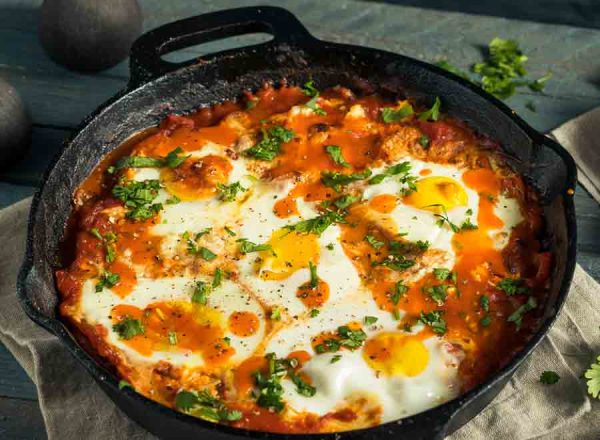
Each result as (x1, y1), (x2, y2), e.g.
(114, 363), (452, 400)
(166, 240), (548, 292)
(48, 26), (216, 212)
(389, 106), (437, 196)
(95, 271), (120, 292)
(381, 104), (414, 123)
(216, 181), (247, 202)
(113, 315), (144, 339)
(314, 325), (367, 354)
(283, 211), (346, 236)
(585, 355), (600, 399)
(302, 81), (327, 115)
(321, 169), (372, 192)
(325, 145), (350, 168)
(368, 161), (417, 194)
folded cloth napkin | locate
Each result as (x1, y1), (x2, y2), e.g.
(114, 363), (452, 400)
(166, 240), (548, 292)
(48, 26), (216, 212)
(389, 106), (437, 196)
(0, 111), (599, 439)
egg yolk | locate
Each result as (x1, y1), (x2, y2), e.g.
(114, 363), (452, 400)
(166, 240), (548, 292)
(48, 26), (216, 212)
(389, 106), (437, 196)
(257, 229), (320, 281)
(403, 176), (468, 212)
(363, 333), (429, 377)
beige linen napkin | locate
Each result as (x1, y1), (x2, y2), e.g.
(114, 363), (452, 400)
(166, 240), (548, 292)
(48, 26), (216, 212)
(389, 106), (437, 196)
(0, 110), (599, 439)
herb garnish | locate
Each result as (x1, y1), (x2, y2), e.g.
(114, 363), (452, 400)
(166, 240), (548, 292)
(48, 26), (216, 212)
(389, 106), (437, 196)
(308, 261), (318, 288)
(309, 309), (320, 318)
(112, 179), (163, 221)
(314, 325), (367, 354)
(217, 181), (247, 202)
(418, 134), (430, 149)
(424, 284), (451, 306)
(365, 234), (385, 249)
(368, 161), (413, 187)
(114, 147), (190, 171)
(89, 228), (118, 263)
(113, 315), (144, 340)
(212, 268), (223, 288)
(540, 371), (560, 385)
(497, 278), (531, 296)
(321, 169), (372, 192)
(418, 97), (441, 121)
(283, 211), (346, 236)
(419, 310), (447, 335)
(325, 145), (351, 168)
(175, 389), (242, 422)
(192, 281), (211, 305)
(95, 271), (120, 292)
(390, 281), (408, 305)
(364, 316), (379, 326)
(237, 238), (272, 254)
(302, 81), (327, 115)
(168, 331), (178, 345)
(381, 104), (414, 123)
(244, 126), (295, 161)
(507, 296), (537, 330)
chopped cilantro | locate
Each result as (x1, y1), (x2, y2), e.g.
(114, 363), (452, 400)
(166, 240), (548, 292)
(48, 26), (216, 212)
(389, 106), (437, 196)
(325, 145), (350, 168)
(302, 81), (326, 115)
(540, 370), (560, 385)
(314, 325), (367, 354)
(419, 310), (447, 335)
(368, 161), (412, 185)
(115, 147), (189, 170)
(365, 234), (385, 249)
(192, 281), (211, 305)
(270, 308), (282, 321)
(175, 389), (242, 422)
(89, 228), (103, 240)
(166, 195), (181, 205)
(212, 268), (223, 288)
(364, 316), (378, 326)
(95, 271), (120, 292)
(507, 296), (537, 330)
(425, 284), (450, 306)
(433, 267), (455, 282)
(289, 371), (316, 397)
(418, 97), (441, 121)
(390, 281), (408, 304)
(330, 354), (342, 364)
(118, 380), (132, 390)
(237, 238), (272, 254)
(435, 60), (472, 81)
(330, 194), (360, 210)
(283, 211), (345, 236)
(308, 261), (318, 288)
(113, 315), (144, 340)
(224, 226), (236, 236)
(244, 126), (295, 161)
(418, 134), (430, 148)
(480, 295), (490, 312)
(381, 104), (414, 123)
(480, 315), (492, 327)
(497, 278), (531, 296)
(112, 179), (163, 221)
(321, 169), (372, 192)
(309, 309), (320, 318)
(168, 331), (178, 345)
(216, 181), (247, 202)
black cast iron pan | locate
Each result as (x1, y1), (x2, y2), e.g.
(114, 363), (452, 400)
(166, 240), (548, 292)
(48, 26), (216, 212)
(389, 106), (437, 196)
(17, 6), (577, 440)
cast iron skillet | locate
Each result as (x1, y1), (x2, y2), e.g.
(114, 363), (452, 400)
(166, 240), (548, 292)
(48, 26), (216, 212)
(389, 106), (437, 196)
(17, 6), (577, 440)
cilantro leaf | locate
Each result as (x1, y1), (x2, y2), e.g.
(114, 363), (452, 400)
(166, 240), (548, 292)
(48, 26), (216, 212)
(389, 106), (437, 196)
(113, 315), (144, 340)
(112, 179), (163, 221)
(364, 316), (378, 325)
(585, 355), (600, 399)
(95, 271), (120, 292)
(497, 278), (531, 296)
(237, 238), (272, 254)
(540, 370), (560, 385)
(381, 104), (414, 123)
(244, 126), (295, 161)
(507, 296), (537, 330)
(217, 181), (247, 202)
(321, 169), (372, 192)
(368, 161), (412, 185)
(365, 234), (385, 249)
(283, 211), (345, 236)
(175, 389), (242, 423)
(308, 261), (318, 288)
(325, 145), (350, 168)
(435, 60), (472, 81)
(419, 310), (447, 335)
(115, 147), (189, 170)
(418, 97), (441, 121)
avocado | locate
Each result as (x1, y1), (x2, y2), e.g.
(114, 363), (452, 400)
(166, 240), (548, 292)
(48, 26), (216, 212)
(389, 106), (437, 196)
(0, 78), (31, 169)
(39, 0), (143, 72)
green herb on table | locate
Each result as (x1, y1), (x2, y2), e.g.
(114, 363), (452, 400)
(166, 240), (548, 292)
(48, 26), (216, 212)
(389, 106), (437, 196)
(540, 370), (560, 385)
(585, 355), (600, 399)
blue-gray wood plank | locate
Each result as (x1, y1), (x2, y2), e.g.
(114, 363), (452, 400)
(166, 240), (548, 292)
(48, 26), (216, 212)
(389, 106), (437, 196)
(1, 0), (599, 438)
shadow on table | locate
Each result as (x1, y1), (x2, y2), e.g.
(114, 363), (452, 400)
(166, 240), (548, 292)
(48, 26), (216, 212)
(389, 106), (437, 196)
(363, 0), (600, 29)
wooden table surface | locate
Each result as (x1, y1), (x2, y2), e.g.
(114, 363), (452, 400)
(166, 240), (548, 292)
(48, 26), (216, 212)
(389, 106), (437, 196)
(1, 0), (599, 438)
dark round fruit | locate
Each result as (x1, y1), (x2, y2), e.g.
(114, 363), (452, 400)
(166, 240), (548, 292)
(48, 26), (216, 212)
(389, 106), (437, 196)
(0, 78), (31, 169)
(39, 0), (143, 72)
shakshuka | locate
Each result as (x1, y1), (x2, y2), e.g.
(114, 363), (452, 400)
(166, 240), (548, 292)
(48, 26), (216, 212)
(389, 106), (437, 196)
(56, 83), (552, 433)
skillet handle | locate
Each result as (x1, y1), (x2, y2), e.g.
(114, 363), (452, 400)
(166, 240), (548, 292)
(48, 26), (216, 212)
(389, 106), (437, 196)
(129, 6), (316, 87)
